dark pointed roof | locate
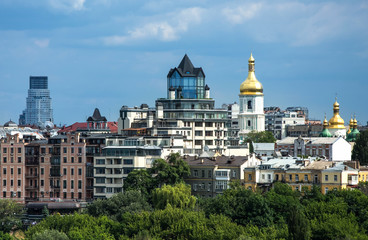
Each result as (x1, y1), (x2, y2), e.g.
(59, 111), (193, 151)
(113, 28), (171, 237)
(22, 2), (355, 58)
(87, 108), (107, 122)
(205, 84), (210, 90)
(167, 54), (205, 78)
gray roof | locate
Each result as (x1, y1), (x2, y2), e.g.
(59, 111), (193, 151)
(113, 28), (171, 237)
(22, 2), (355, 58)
(184, 155), (249, 167)
(167, 54), (205, 78)
(277, 137), (340, 145)
(253, 143), (275, 151)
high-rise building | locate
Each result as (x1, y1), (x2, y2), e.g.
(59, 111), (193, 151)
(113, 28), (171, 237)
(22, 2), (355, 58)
(19, 76), (53, 125)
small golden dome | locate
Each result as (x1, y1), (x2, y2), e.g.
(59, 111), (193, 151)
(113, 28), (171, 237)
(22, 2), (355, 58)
(328, 99), (345, 129)
(323, 116), (329, 127)
(353, 116), (358, 128)
(240, 53), (263, 95)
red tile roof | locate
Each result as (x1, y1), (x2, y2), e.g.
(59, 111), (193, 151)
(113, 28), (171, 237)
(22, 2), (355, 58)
(58, 122), (118, 133)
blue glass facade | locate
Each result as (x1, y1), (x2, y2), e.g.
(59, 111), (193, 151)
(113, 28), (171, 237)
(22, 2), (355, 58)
(167, 55), (206, 99)
(167, 71), (205, 99)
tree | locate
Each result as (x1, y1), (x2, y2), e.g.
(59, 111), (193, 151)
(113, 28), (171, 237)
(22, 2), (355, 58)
(352, 130), (368, 164)
(31, 229), (69, 240)
(0, 199), (23, 233)
(152, 183), (196, 210)
(246, 131), (276, 143)
(152, 153), (190, 186)
(123, 169), (155, 197)
(87, 190), (151, 221)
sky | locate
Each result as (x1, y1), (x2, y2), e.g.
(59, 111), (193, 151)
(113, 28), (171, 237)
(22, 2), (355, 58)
(0, 0), (367, 126)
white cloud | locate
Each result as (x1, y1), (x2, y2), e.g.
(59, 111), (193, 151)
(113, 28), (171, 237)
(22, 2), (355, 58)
(34, 39), (50, 48)
(48, 0), (85, 11)
(103, 7), (203, 45)
(222, 3), (262, 24)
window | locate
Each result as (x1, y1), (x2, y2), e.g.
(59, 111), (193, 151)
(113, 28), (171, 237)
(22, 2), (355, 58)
(63, 157), (67, 163)
(205, 122), (213, 127)
(78, 157), (82, 163)
(247, 100), (252, 109)
(71, 157), (74, 163)
(78, 180), (82, 189)
(205, 140), (213, 146)
(96, 168), (105, 174)
(233, 170), (236, 178)
(96, 178), (105, 184)
(3, 157), (6, 163)
(195, 131), (203, 136)
(63, 192), (67, 199)
(208, 170), (212, 178)
(96, 159), (105, 165)
(3, 148), (6, 153)
(3, 192), (6, 197)
(325, 187), (328, 194)
(205, 131), (213, 136)
(41, 157), (44, 163)
(78, 168), (82, 176)
(63, 168), (67, 175)
(71, 192), (74, 199)
(123, 168), (133, 174)
(78, 192), (82, 199)
(40, 180), (44, 187)
(195, 122), (203, 127)
(10, 180), (13, 186)
(63, 147), (67, 154)
(289, 175), (292, 181)
(123, 159), (133, 165)
(78, 147), (82, 154)
(202, 170), (205, 178)
(17, 148), (21, 153)
(194, 170), (198, 177)
(248, 120), (251, 127)
(17, 157), (21, 163)
(18, 168), (21, 174)
(325, 175), (328, 181)
(3, 168), (6, 175)
(3, 180), (6, 186)
(71, 148), (74, 154)
(63, 180), (67, 188)
(195, 140), (202, 146)
(334, 175), (338, 181)
(262, 174), (265, 180)
(304, 174), (308, 181)
(71, 168), (74, 175)
(295, 174), (299, 182)
(10, 168), (13, 175)
(71, 180), (74, 189)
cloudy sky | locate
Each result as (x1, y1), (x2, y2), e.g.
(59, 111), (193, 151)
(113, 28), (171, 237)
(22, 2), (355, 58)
(0, 0), (367, 126)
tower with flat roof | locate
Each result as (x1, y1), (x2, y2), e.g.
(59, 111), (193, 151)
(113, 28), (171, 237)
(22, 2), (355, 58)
(19, 76), (53, 125)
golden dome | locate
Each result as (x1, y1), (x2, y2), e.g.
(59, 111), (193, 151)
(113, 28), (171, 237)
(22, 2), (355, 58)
(353, 116), (358, 128)
(240, 53), (263, 95)
(347, 116), (354, 134)
(323, 115), (329, 128)
(327, 100), (345, 129)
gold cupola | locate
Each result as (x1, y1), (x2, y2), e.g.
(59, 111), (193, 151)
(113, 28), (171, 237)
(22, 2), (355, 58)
(347, 116), (354, 134)
(327, 99), (345, 129)
(240, 53), (263, 95)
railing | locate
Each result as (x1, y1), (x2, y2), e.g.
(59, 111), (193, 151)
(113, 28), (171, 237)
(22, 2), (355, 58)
(25, 174), (38, 178)
(25, 185), (38, 190)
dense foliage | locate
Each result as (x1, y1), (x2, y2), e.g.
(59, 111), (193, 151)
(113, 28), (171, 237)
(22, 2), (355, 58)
(352, 130), (368, 164)
(22, 154), (368, 240)
(0, 199), (24, 233)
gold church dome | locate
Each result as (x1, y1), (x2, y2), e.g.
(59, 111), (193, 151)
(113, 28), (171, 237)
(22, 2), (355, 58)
(240, 53), (263, 95)
(328, 99), (345, 129)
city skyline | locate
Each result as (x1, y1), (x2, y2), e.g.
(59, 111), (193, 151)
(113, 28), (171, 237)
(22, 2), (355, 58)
(0, 1), (367, 126)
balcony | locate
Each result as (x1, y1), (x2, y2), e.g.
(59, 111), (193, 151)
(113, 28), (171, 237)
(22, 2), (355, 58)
(25, 160), (39, 166)
(25, 174), (38, 178)
(25, 185), (38, 190)
(25, 197), (39, 202)
(51, 185), (61, 189)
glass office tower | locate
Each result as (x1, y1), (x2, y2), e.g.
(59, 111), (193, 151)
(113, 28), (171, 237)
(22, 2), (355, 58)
(20, 76), (53, 125)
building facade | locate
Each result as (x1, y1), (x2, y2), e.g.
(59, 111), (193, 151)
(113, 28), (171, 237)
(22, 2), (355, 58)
(20, 76), (53, 125)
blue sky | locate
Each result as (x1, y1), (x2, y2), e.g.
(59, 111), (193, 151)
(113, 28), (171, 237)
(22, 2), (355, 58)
(0, 0), (367, 126)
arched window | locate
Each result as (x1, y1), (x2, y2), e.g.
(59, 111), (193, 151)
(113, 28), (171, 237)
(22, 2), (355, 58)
(248, 120), (251, 127)
(247, 100), (252, 109)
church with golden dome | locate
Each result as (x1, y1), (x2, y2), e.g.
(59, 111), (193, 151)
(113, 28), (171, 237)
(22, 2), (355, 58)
(323, 99), (348, 138)
(238, 53), (265, 138)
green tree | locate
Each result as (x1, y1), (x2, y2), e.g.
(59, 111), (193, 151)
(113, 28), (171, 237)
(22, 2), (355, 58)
(87, 190), (151, 221)
(246, 131), (276, 143)
(31, 229), (69, 240)
(0, 231), (13, 240)
(123, 169), (154, 197)
(0, 199), (23, 233)
(152, 183), (196, 210)
(200, 188), (274, 228)
(352, 130), (368, 164)
(152, 153), (190, 186)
